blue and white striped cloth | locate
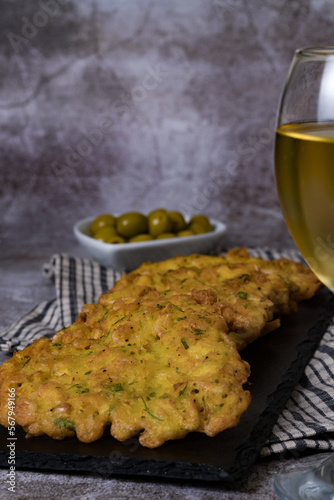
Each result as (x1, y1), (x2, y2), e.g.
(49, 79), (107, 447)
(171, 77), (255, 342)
(0, 254), (121, 352)
(0, 250), (333, 457)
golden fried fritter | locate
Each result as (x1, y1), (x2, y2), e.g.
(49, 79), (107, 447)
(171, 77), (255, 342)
(0, 249), (321, 447)
(0, 287), (250, 448)
(114, 248), (322, 350)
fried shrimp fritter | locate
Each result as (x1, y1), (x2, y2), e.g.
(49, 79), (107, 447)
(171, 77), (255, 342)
(0, 288), (250, 448)
(0, 249), (321, 447)
(114, 248), (322, 350)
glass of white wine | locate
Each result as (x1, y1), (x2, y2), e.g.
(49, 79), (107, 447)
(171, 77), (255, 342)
(274, 47), (334, 499)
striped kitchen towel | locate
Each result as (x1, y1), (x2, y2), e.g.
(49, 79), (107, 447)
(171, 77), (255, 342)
(0, 249), (333, 457)
(0, 254), (121, 352)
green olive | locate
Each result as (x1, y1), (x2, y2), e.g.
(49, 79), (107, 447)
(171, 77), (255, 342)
(177, 229), (195, 237)
(148, 209), (172, 237)
(90, 214), (116, 235)
(93, 227), (124, 243)
(106, 235), (126, 244)
(188, 222), (210, 234)
(156, 232), (176, 239)
(188, 214), (211, 232)
(167, 211), (186, 232)
(129, 234), (154, 243)
(116, 212), (148, 238)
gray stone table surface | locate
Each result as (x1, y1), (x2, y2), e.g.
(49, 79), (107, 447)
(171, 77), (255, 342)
(0, 454), (325, 500)
(0, 241), (327, 500)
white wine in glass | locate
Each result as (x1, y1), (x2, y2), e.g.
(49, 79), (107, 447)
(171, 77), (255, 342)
(276, 121), (334, 291)
(274, 46), (334, 499)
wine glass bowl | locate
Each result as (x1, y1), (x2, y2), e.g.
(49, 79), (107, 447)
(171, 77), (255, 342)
(274, 46), (334, 498)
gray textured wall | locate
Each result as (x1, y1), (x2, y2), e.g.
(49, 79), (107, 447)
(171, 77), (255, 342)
(1, 0), (334, 258)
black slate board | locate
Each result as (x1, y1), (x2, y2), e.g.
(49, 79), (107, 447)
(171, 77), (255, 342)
(0, 288), (333, 487)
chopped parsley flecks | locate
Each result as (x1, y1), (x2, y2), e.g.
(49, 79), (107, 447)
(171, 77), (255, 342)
(98, 311), (109, 323)
(181, 338), (189, 350)
(113, 316), (126, 325)
(68, 383), (89, 394)
(194, 328), (204, 335)
(238, 274), (250, 281)
(22, 358), (31, 368)
(178, 384), (188, 398)
(140, 396), (164, 421)
(55, 418), (75, 431)
(110, 383), (123, 392)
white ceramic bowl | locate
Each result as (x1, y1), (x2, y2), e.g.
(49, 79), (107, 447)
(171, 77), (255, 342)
(73, 216), (227, 272)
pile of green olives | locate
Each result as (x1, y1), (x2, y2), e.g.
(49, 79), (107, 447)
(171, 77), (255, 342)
(89, 209), (212, 244)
